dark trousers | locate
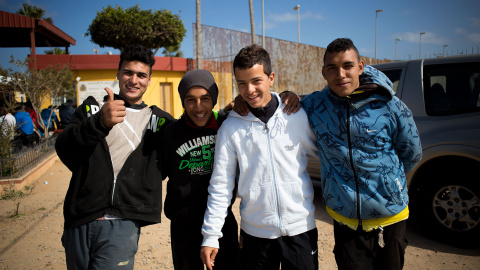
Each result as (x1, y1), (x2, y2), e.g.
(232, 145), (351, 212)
(239, 228), (318, 270)
(333, 220), (408, 270)
(170, 211), (239, 270)
(62, 219), (141, 270)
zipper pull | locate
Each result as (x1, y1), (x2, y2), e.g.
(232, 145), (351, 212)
(378, 226), (385, 248)
(263, 123), (269, 134)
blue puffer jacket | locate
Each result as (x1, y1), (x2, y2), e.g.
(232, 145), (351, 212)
(301, 65), (422, 221)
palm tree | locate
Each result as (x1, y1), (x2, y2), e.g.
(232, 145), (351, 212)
(17, 3), (53, 24)
(44, 48), (66, 55)
(162, 45), (183, 58)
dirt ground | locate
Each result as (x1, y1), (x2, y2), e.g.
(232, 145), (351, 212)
(0, 158), (479, 270)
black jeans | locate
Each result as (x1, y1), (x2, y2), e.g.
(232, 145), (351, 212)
(239, 228), (318, 270)
(170, 210), (239, 270)
(333, 220), (408, 270)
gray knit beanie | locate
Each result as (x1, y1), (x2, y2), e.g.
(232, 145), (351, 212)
(178, 69), (218, 107)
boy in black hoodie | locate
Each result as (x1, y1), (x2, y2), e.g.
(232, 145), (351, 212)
(162, 69), (239, 270)
(56, 44), (174, 270)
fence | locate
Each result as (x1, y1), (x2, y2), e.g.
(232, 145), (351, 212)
(0, 137), (56, 179)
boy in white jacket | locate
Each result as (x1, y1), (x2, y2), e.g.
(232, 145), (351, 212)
(200, 44), (319, 270)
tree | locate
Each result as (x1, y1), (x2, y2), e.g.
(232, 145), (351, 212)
(16, 3), (53, 24)
(85, 5), (186, 52)
(44, 48), (66, 55)
(162, 44), (183, 58)
(1, 57), (74, 139)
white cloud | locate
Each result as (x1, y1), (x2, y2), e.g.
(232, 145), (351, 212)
(268, 10), (324, 23)
(359, 48), (373, 55)
(468, 17), (480, 29)
(467, 33), (480, 43)
(269, 12), (297, 23)
(455, 28), (468, 35)
(395, 32), (448, 45)
(302, 11), (324, 20)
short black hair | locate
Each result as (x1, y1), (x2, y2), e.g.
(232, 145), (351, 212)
(233, 44), (272, 76)
(324, 38), (360, 63)
(118, 44), (155, 75)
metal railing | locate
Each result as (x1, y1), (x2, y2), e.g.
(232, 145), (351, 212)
(0, 137), (56, 179)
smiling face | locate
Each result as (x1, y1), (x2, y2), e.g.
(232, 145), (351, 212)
(184, 86), (214, 127)
(322, 49), (365, 97)
(117, 60), (151, 105)
(235, 64), (274, 109)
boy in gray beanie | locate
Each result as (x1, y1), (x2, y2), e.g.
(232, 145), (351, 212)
(161, 69), (239, 270)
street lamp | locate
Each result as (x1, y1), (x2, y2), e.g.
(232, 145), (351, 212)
(375, 9), (383, 64)
(419, 32), (426, 59)
(443, 45), (448, 57)
(395, 38), (401, 61)
(262, 0), (265, 47)
(294, 5), (300, 43)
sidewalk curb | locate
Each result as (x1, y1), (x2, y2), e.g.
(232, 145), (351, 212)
(0, 153), (59, 190)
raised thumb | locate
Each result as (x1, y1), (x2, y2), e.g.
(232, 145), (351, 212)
(104, 87), (114, 101)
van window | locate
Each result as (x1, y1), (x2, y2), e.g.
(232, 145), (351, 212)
(424, 63), (480, 116)
(380, 69), (402, 94)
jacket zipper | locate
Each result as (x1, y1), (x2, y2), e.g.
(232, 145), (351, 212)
(264, 119), (283, 236)
(346, 101), (362, 227)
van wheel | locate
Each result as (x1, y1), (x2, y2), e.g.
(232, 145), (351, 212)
(420, 175), (480, 247)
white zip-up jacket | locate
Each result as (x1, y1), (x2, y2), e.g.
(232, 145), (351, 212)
(201, 93), (318, 248)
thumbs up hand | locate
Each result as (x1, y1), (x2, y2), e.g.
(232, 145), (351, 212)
(101, 87), (126, 128)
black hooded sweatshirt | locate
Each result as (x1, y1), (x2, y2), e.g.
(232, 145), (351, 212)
(56, 94), (173, 228)
(162, 112), (237, 229)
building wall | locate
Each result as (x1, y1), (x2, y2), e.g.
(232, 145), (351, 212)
(73, 69), (186, 118)
(193, 24), (391, 97)
(34, 55), (189, 119)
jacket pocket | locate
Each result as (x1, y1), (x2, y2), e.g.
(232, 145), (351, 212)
(383, 169), (407, 206)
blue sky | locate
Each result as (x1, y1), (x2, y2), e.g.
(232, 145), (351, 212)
(1, 0), (479, 70)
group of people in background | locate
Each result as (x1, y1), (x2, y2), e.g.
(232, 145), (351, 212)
(56, 38), (422, 270)
(0, 99), (76, 152)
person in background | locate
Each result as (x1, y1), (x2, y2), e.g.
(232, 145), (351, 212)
(59, 99), (75, 129)
(12, 104), (34, 150)
(0, 106), (16, 143)
(24, 101), (39, 129)
(55, 44), (174, 270)
(301, 38), (422, 270)
(40, 105), (60, 133)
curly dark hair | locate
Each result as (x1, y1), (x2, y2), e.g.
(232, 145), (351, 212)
(118, 44), (155, 75)
(324, 38), (360, 63)
(233, 44), (272, 76)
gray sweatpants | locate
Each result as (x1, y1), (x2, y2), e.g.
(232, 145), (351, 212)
(62, 219), (141, 270)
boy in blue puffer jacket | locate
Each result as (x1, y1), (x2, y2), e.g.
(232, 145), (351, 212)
(301, 38), (422, 270)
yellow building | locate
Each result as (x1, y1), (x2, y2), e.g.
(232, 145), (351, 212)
(34, 54), (234, 119)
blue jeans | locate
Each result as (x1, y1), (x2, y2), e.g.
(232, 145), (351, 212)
(62, 219), (141, 270)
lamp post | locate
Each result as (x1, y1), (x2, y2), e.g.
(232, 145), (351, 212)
(443, 45), (448, 57)
(395, 38), (401, 61)
(419, 32), (426, 59)
(375, 9), (383, 64)
(294, 5), (300, 43)
(262, 0), (265, 47)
